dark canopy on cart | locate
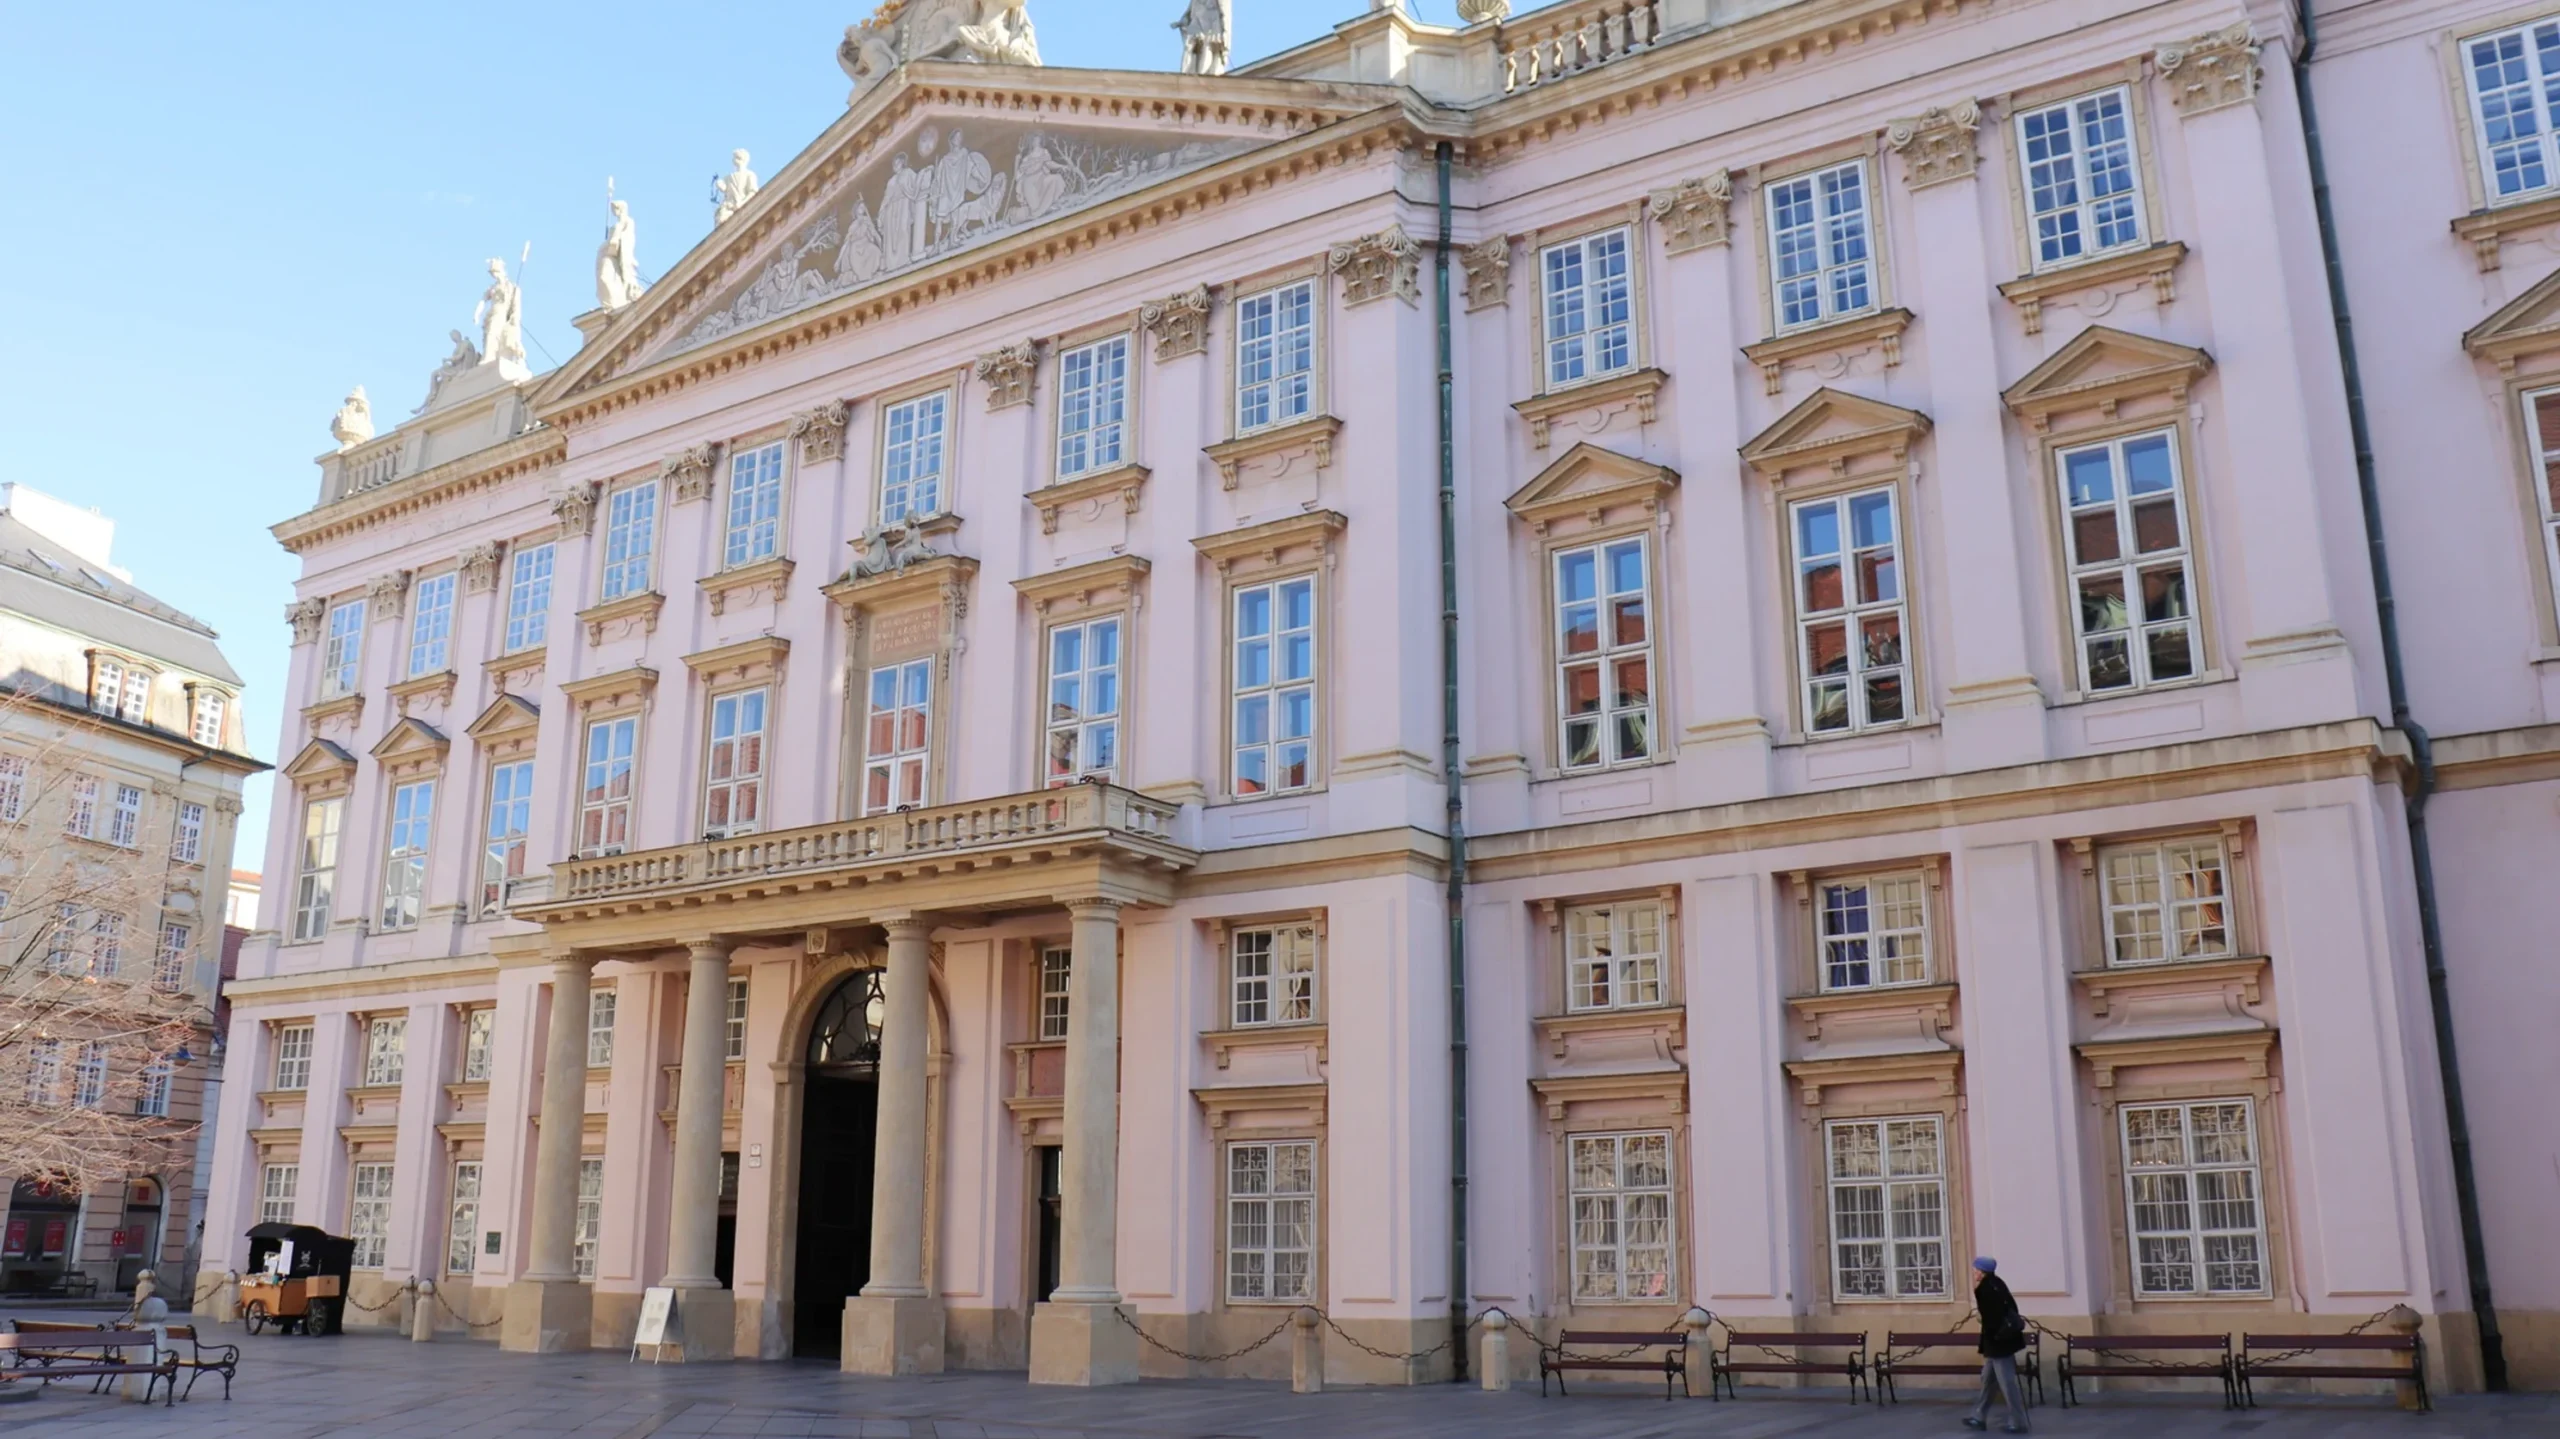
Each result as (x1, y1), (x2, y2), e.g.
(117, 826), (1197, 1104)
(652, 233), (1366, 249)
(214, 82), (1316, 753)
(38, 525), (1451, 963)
(244, 1223), (355, 1283)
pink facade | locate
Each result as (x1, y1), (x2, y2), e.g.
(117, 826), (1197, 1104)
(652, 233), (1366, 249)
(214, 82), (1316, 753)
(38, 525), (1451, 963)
(205, 0), (2559, 1391)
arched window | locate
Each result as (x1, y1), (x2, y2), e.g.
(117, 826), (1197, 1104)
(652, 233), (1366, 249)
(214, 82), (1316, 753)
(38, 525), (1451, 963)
(806, 971), (886, 1070)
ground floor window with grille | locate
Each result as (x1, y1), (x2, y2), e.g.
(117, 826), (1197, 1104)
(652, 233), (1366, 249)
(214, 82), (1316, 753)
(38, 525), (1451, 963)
(447, 1161), (482, 1274)
(1569, 1131), (1673, 1301)
(573, 1158), (604, 1281)
(259, 1164), (297, 1226)
(348, 1162), (394, 1268)
(1226, 1140), (1315, 1302)
(1825, 1116), (1948, 1299)
(2122, 1098), (2268, 1297)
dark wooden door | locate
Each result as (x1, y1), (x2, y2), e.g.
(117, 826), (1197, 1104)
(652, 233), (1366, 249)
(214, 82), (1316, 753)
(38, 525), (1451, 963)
(792, 1074), (877, 1358)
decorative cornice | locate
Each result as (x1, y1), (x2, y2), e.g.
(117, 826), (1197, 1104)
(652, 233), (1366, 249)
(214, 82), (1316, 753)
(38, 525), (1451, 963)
(286, 598), (327, 646)
(699, 556), (796, 617)
(1191, 508), (1347, 573)
(1460, 237), (1512, 310)
(1202, 414), (1340, 490)
(1885, 101), (1981, 190)
(458, 540), (507, 594)
(1028, 463), (1150, 535)
(385, 670), (458, 716)
(975, 340), (1041, 411)
(1139, 286), (1212, 362)
(556, 664), (659, 711)
(575, 590), (667, 646)
(365, 569), (413, 621)
(682, 635), (791, 683)
(2453, 193), (2560, 274)
(788, 401), (851, 463)
(822, 551), (979, 616)
(1011, 553), (1151, 614)
(1328, 225), (1422, 307)
(659, 441), (723, 505)
(272, 428), (564, 555)
(552, 480), (603, 539)
(1740, 308), (1912, 396)
(1511, 367), (1666, 449)
(1648, 172), (1733, 254)
(1996, 241), (2187, 336)
(2155, 23), (2261, 116)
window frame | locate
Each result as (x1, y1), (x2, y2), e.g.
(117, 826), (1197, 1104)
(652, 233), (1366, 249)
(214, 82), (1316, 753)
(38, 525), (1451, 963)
(71, 1040), (108, 1109)
(1786, 483), (1912, 738)
(259, 1163), (298, 1226)
(2460, 18), (2560, 208)
(1228, 922), (1320, 1029)
(2097, 834), (2238, 968)
(1549, 531), (1658, 775)
(1812, 870), (1935, 993)
(64, 773), (98, 840)
(1224, 1138), (1319, 1304)
(1036, 944), (1071, 1043)
(137, 1057), (172, 1117)
(481, 758), (535, 916)
(0, 754), (25, 824)
(173, 800), (205, 865)
(272, 1023), (314, 1092)
(378, 777), (435, 932)
(1566, 1129), (1676, 1304)
(2053, 426), (2205, 697)
(2119, 1097), (2271, 1299)
(154, 919), (191, 993)
(1228, 572), (1319, 799)
(1054, 332), (1134, 482)
(860, 659), (933, 814)
(446, 1160), (482, 1275)
(599, 480), (660, 603)
(2012, 85), (2149, 273)
(722, 440), (789, 570)
(1538, 224), (1639, 391)
(723, 978), (750, 1062)
(701, 686), (770, 839)
(319, 598), (366, 700)
(586, 985), (617, 1069)
(362, 1015), (407, 1088)
(2518, 385), (2560, 635)
(503, 541), (554, 653)
(1822, 1114), (1951, 1302)
(1234, 277), (1321, 435)
(348, 1161), (394, 1269)
(291, 796), (344, 943)
(191, 689), (227, 746)
(1564, 898), (1668, 1014)
(407, 570), (457, 678)
(460, 1007), (496, 1084)
(1762, 155), (1881, 335)
(877, 385), (955, 525)
(107, 783), (144, 849)
(573, 1156), (604, 1281)
(577, 715), (640, 858)
(1041, 614), (1125, 788)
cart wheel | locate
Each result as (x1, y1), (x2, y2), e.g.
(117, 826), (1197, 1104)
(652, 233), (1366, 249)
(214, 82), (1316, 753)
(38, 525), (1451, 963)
(243, 1301), (268, 1336)
(306, 1299), (338, 1336)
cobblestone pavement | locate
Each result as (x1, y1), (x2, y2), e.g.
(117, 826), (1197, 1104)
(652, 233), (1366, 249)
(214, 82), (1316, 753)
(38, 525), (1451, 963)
(3, 1318), (2554, 1438)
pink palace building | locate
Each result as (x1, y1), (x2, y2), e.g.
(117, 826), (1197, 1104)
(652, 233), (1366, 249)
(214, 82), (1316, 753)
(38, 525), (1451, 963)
(201, 0), (2560, 1393)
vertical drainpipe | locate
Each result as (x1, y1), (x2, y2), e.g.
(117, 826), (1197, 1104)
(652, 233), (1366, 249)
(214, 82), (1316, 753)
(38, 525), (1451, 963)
(2292, 0), (2506, 1390)
(1434, 139), (1473, 1381)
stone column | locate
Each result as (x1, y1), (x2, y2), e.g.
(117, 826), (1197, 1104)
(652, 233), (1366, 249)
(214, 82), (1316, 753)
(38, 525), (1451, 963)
(1030, 897), (1137, 1386)
(843, 917), (944, 1374)
(502, 954), (595, 1353)
(660, 939), (737, 1359)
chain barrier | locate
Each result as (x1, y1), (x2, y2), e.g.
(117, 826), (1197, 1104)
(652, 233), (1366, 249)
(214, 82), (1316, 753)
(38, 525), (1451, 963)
(2229, 1308), (2400, 1368)
(1874, 1305), (1977, 1370)
(2017, 1310), (2398, 1370)
(342, 1284), (407, 1315)
(1104, 1303), (1696, 1371)
(1109, 1304), (1300, 1365)
(428, 1283), (505, 1332)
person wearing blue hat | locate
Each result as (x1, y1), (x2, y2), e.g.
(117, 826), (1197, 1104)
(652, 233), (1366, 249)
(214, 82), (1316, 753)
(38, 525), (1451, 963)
(1965, 1256), (2030, 1432)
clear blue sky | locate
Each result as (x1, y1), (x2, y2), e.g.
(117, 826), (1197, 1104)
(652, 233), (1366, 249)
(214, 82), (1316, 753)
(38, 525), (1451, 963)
(0, 2), (1468, 870)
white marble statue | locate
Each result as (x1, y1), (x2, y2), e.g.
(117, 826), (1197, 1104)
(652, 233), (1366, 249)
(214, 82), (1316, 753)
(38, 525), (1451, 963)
(839, 1), (1044, 106)
(956, 0), (1040, 65)
(475, 257), (528, 375)
(331, 386), (375, 449)
(1174, 0), (1231, 75)
(713, 150), (760, 225)
(596, 196), (644, 310)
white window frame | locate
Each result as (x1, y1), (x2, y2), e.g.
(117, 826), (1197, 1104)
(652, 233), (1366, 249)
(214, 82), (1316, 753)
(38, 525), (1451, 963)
(460, 1007), (496, 1083)
(1230, 575), (1317, 798)
(878, 390), (951, 524)
(1565, 900), (1666, 1013)
(1766, 158), (1878, 333)
(578, 716), (638, 858)
(292, 796), (343, 942)
(2015, 86), (2147, 270)
(348, 1162), (394, 1269)
(64, 774), (98, 839)
(154, 919), (191, 993)
(599, 481), (658, 602)
(587, 986), (617, 1068)
(320, 598), (366, 699)
(504, 542), (554, 652)
(2464, 19), (2560, 205)
(1225, 1139), (1317, 1303)
(1568, 1130), (1675, 1302)
(191, 690), (226, 746)
(702, 688), (768, 838)
(573, 1157), (604, 1281)
(2520, 387), (2560, 630)
(447, 1160), (482, 1275)
(108, 783), (143, 848)
(92, 657), (131, 718)
(89, 910), (125, 980)
(136, 1057), (172, 1118)
(1042, 616), (1122, 788)
(0, 754), (25, 823)
(71, 1041), (107, 1109)
(273, 1024), (314, 1091)
(1229, 923), (1317, 1028)
(1553, 534), (1655, 774)
(1816, 873), (1931, 992)
(378, 778), (434, 931)
(1055, 334), (1131, 481)
(407, 570), (457, 677)
(2121, 1098), (2270, 1298)
(259, 1164), (298, 1226)
(2101, 836), (2235, 967)
(862, 660), (932, 814)
(363, 1015), (407, 1087)
(1037, 944), (1071, 1042)
(1540, 226), (1636, 389)
(481, 758), (534, 916)
(1824, 1115), (1949, 1301)
(24, 1039), (61, 1107)
(723, 441), (787, 569)
(1789, 486), (1909, 736)
(1236, 279), (1318, 434)
(173, 801), (205, 864)
(723, 978), (749, 1062)
(2057, 428), (2200, 695)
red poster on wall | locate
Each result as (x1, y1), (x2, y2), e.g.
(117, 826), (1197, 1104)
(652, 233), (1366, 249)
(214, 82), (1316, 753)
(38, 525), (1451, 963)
(3, 1218), (25, 1256)
(110, 1228), (129, 1251)
(41, 1219), (67, 1256)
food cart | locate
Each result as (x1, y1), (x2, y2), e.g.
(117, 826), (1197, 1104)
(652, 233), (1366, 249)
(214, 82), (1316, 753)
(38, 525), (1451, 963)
(237, 1223), (355, 1336)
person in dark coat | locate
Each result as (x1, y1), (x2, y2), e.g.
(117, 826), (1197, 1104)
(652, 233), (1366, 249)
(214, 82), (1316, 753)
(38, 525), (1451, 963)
(1966, 1256), (2030, 1432)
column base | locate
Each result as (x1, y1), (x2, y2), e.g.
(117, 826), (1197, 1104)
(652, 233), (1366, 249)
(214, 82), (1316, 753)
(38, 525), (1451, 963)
(1030, 1300), (1140, 1387)
(500, 1277), (591, 1354)
(842, 1293), (945, 1375)
(659, 1286), (736, 1362)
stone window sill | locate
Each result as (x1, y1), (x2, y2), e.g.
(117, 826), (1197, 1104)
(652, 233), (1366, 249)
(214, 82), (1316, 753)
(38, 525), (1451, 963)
(1996, 241), (2187, 336)
(1742, 310), (1911, 395)
(1511, 367), (1666, 448)
(1029, 463), (1149, 535)
(1205, 415), (1340, 489)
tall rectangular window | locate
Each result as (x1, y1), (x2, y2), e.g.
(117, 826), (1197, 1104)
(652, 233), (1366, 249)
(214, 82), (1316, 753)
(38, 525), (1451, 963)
(2101, 837), (2233, 967)
(1037, 945), (1072, 1042)
(1768, 159), (1875, 331)
(363, 1015), (407, 1087)
(447, 1161), (482, 1274)
(703, 689), (767, 838)
(1791, 488), (1907, 735)
(191, 690), (226, 746)
(862, 661), (931, 813)
(64, 775), (98, 839)
(2059, 429), (2196, 694)
(1230, 924), (1317, 1028)
(1226, 1140), (1316, 1302)
(1236, 280), (1317, 433)
(579, 717), (638, 857)
(348, 1162), (394, 1268)
(108, 783), (144, 848)
(273, 1024), (314, 1091)
(23, 1039), (61, 1107)
(1818, 875), (1930, 991)
(878, 391), (950, 523)
(44, 903), (80, 974)
(379, 778), (435, 931)
(260, 1164), (299, 1226)
(1826, 1116), (1948, 1300)
(461, 1008), (496, 1083)
(72, 1041), (107, 1109)
(2465, 20), (2560, 203)
(154, 920), (191, 993)
(1554, 536), (1653, 772)
(723, 442), (787, 569)
(1056, 335), (1131, 480)
(173, 801), (205, 864)
(0, 754), (25, 823)
(1540, 228), (1635, 388)
(504, 542), (554, 652)
(600, 483), (658, 602)
(482, 759), (534, 916)
(137, 1058), (172, 1118)
(320, 598), (366, 699)
(1043, 617), (1121, 787)
(2017, 88), (2145, 268)
(723, 978), (750, 1062)
(292, 797), (343, 941)
(2522, 389), (2560, 628)
(1566, 900), (1664, 1013)
(1231, 577), (1315, 797)
(88, 910), (125, 980)
(408, 571), (456, 677)
(587, 987), (617, 1068)
(573, 1158), (604, 1281)
(1570, 1131), (1674, 1301)
(91, 657), (130, 717)
(2122, 1099), (2267, 1297)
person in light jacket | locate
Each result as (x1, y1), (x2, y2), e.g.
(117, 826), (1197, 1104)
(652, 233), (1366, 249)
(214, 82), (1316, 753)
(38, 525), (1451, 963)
(1966, 1255), (2030, 1433)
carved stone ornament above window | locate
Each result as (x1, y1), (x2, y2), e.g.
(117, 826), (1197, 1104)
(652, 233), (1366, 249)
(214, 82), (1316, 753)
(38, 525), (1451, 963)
(1012, 552), (1151, 616)
(1028, 463), (1149, 536)
(660, 441), (724, 505)
(789, 401), (851, 463)
(1328, 225), (1422, 307)
(822, 553), (978, 654)
(681, 634), (791, 688)
(1885, 101), (1981, 190)
(2464, 263), (2560, 375)
(464, 692), (542, 747)
(366, 569), (413, 621)
(1648, 172), (1734, 254)
(975, 340), (1041, 411)
(576, 589), (666, 646)
(1996, 241), (2188, 337)
(1139, 286), (1212, 362)
(1741, 309), (1912, 396)
(699, 556), (796, 617)
(1461, 237), (1512, 310)
(385, 670), (458, 718)
(367, 715), (451, 771)
(1512, 367), (1667, 449)
(1190, 508), (1347, 576)
(1203, 414), (1340, 490)
(286, 598), (327, 646)
(848, 511), (962, 581)
(482, 647), (546, 699)
(557, 664), (659, 716)
(458, 540), (507, 594)
(553, 480), (603, 539)
(1783, 1049), (1961, 1106)
(281, 737), (360, 792)
(1503, 442), (1680, 538)
(1740, 387), (1933, 486)
(2000, 324), (2214, 436)
(2155, 23), (2261, 116)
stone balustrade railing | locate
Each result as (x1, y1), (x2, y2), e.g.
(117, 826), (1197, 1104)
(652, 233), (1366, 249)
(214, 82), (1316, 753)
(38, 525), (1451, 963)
(1499, 0), (1668, 91)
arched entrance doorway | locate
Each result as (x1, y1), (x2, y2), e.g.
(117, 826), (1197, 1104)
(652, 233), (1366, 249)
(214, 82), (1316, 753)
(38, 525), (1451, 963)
(792, 970), (883, 1358)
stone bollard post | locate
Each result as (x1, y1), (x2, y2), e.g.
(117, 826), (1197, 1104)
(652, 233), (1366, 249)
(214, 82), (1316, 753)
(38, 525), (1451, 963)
(1480, 1310), (1511, 1391)
(212, 1269), (240, 1324)
(2384, 1304), (2424, 1411)
(1682, 1307), (1715, 1398)
(1290, 1308), (1325, 1394)
(412, 1280), (438, 1342)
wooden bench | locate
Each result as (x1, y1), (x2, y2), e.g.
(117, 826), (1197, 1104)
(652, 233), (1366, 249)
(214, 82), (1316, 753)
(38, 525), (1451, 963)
(1708, 1329), (1869, 1402)
(2057, 1333), (2234, 1408)
(1874, 1330), (2044, 1406)
(1537, 1329), (1688, 1398)
(2239, 1332), (2424, 1411)
(163, 1325), (240, 1401)
(0, 1330), (177, 1406)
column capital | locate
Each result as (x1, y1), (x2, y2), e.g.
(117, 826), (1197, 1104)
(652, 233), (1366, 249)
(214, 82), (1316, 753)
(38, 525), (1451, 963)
(878, 914), (938, 944)
(684, 937), (738, 963)
(1062, 896), (1124, 922)
(548, 950), (601, 975)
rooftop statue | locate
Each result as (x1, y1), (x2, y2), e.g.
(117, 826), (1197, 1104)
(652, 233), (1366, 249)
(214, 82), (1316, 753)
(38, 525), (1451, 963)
(597, 193), (645, 311)
(475, 256), (529, 379)
(713, 150), (761, 225)
(840, 0), (1044, 107)
(1174, 0), (1231, 76)
(330, 387), (375, 450)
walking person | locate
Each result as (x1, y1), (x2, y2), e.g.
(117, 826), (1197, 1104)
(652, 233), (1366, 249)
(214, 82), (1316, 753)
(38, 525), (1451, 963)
(1965, 1256), (2031, 1433)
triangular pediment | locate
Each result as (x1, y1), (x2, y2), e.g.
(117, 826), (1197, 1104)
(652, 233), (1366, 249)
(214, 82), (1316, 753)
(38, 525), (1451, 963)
(282, 738), (358, 786)
(368, 716), (451, 762)
(1740, 387), (1931, 476)
(2002, 325), (2213, 430)
(1505, 443), (1680, 530)
(2465, 264), (2560, 373)
(465, 692), (542, 741)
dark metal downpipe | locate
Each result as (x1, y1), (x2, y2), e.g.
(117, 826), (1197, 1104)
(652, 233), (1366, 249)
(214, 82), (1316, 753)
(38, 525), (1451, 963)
(1434, 139), (1474, 1381)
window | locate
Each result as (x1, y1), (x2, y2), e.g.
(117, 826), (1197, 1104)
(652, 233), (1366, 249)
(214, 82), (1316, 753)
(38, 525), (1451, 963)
(723, 441), (787, 568)
(1569, 1131), (1674, 1301)
(504, 542), (554, 652)
(363, 1015), (407, 1088)
(64, 774), (98, 839)
(1825, 1116), (1948, 1300)
(878, 391), (950, 523)
(481, 759), (534, 916)
(0, 754), (24, 822)
(91, 657), (128, 717)
(2101, 837), (2233, 967)
(862, 661), (931, 814)
(1817, 875), (1930, 991)
(273, 1024), (314, 1091)
(1056, 334), (1131, 480)
(72, 1042), (107, 1109)
(1553, 536), (1654, 772)
(1237, 280), (1318, 432)
(600, 482), (658, 602)
(154, 920), (191, 992)
(1043, 617), (1122, 787)
(320, 598), (366, 699)
(108, 784), (143, 848)
(578, 717), (638, 856)
(703, 689), (767, 838)
(1231, 577), (1316, 797)
(43, 904), (78, 974)
(1566, 900), (1665, 1013)
(573, 1158), (604, 1281)
(2058, 430), (2197, 693)
(1037, 945), (1071, 1042)
(1791, 488), (1907, 735)
(1768, 159), (1876, 331)
(2121, 1099), (2267, 1297)
(191, 689), (227, 746)
(88, 911), (125, 979)
(723, 978), (749, 1062)
(173, 801), (205, 864)
(94, 659), (151, 724)
(292, 796), (343, 942)
(1227, 1140), (1317, 1302)
(447, 1161), (481, 1274)
(587, 987), (617, 1068)
(461, 1007), (496, 1083)
(23, 1039), (61, 1107)
(2465, 20), (2560, 203)
(1230, 924), (1317, 1028)
(2016, 88), (2145, 268)
(1540, 228), (1635, 388)
(379, 778), (435, 931)
(136, 1057), (172, 1118)
(408, 571), (456, 677)
(2521, 389), (2560, 628)
(259, 1164), (298, 1226)
(349, 1162), (393, 1268)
